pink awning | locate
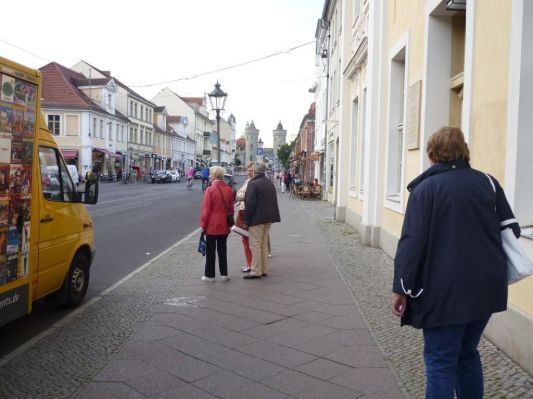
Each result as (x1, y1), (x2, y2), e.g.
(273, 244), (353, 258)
(61, 149), (78, 160)
(93, 147), (121, 158)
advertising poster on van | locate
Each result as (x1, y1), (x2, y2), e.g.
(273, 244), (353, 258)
(0, 70), (34, 324)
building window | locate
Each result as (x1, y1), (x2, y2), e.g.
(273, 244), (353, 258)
(130, 127), (133, 142)
(359, 88), (367, 195)
(386, 47), (406, 204)
(66, 115), (78, 136)
(129, 101), (133, 116)
(134, 103), (138, 119)
(99, 120), (104, 138)
(337, 60), (342, 104)
(108, 122), (112, 140)
(47, 114), (60, 135)
(93, 118), (97, 137)
(140, 105), (144, 121)
(348, 98), (359, 191)
(107, 94), (112, 108)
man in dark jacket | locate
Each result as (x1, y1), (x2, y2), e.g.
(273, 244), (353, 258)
(391, 127), (519, 398)
(242, 160), (280, 279)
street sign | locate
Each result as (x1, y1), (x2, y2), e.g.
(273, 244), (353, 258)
(256, 148), (264, 156)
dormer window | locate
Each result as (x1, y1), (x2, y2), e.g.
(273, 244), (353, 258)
(107, 94), (112, 108)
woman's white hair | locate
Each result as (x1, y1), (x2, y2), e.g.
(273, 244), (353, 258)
(209, 166), (226, 179)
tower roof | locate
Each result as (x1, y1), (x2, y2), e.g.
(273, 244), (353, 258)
(276, 121), (284, 130)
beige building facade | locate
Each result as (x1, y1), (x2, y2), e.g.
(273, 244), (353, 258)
(322, 0), (533, 375)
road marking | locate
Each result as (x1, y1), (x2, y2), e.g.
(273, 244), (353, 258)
(0, 227), (201, 366)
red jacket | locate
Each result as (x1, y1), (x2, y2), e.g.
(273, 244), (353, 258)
(200, 179), (234, 235)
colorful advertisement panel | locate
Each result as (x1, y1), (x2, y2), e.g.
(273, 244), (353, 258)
(0, 73), (34, 287)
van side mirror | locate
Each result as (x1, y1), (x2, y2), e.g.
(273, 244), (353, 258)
(82, 179), (99, 204)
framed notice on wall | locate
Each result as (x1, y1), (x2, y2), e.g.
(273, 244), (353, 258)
(406, 80), (422, 150)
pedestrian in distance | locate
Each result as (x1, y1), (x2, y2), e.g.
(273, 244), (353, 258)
(235, 162), (254, 273)
(391, 126), (520, 399)
(242, 160), (280, 279)
(201, 165), (210, 192)
(199, 166), (234, 282)
(186, 166), (195, 190)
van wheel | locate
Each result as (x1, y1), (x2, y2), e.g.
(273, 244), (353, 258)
(65, 254), (90, 307)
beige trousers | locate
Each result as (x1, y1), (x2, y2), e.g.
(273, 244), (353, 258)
(248, 223), (272, 276)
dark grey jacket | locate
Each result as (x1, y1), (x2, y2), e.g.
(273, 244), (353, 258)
(243, 174), (281, 227)
(393, 160), (517, 329)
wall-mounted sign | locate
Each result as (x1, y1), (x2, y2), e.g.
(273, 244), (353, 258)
(406, 80), (422, 150)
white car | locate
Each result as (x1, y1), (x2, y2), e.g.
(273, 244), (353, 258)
(66, 165), (80, 186)
(168, 170), (180, 182)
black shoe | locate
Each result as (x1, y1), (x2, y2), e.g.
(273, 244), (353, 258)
(261, 273), (268, 277)
(243, 274), (261, 279)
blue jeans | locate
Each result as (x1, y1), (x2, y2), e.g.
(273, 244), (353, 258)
(423, 317), (490, 399)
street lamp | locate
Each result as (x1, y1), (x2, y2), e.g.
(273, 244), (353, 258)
(208, 81), (227, 165)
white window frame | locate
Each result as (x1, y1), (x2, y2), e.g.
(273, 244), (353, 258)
(65, 114), (79, 136)
(47, 114), (61, 136)
(385, 33), (409, 214)
(359, 87), (367, 198)
(348, 95), (359, 197)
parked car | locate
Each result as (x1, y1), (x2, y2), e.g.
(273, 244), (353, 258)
(66, 165), (80, 187)
(151, 170), (172, 183)
(168, 170), (180, 182)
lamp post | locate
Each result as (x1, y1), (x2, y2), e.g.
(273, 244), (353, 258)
(208, 81), (227, 165)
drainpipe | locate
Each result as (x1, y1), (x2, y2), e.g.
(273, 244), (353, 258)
(323, 29), (331, 203)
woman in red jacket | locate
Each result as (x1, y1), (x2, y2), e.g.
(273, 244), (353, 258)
(199, 166), (234, 282)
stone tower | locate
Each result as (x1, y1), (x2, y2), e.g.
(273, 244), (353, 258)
(245, 121), (259, 163)
(272, 121), (287, 169)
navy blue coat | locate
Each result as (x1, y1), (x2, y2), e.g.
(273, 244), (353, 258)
(393, 160), (516, 329)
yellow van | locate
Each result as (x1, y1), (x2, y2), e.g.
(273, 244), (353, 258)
(0, 57), (98, 327)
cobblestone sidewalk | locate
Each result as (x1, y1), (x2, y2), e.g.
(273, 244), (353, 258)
(301, 199), (533, 399)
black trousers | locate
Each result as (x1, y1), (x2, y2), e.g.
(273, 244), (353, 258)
(205, 234), (228, 278)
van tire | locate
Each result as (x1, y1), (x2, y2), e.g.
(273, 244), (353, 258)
(65, 254), (90, 307)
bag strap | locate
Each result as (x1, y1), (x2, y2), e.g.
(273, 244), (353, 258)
(484, 173), (519, 228)
(484, 173), (496, 193)
(215, 183), (230, 215)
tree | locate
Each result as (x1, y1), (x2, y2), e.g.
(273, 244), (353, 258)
(277, 141), (294, 169)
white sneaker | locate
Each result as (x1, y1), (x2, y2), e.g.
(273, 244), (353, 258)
(220, 275), (231, 282)
(201, 276), (215, 282)
(268, 253), (272, 258)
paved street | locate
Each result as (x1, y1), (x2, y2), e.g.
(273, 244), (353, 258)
(0, 179), (207, 358)
(0, 189), (531, 398)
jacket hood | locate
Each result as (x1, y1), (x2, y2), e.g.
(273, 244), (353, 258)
(407, 159), (470, 192)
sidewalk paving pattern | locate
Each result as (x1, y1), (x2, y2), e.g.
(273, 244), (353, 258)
(0, 192), (531, 398)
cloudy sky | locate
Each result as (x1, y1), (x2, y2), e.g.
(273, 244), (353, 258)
(1, 0), (324, 146)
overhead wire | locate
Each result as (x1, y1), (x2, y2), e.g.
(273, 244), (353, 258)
(129, 40), (316, 88)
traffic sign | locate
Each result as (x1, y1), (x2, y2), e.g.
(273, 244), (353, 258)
(256, 148), (264, 156)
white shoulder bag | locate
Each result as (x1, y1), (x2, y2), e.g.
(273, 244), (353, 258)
(485, 174), (533, 284)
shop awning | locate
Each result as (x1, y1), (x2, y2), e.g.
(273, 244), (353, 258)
(93, 147), (122, 158)
(60, 149), (78, 160)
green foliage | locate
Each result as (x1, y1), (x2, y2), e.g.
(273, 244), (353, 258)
(277, 141), (294, 169)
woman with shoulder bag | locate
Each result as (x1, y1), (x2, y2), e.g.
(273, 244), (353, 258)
(199, 166), (234, 282)
(391, 127), (520, 399)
